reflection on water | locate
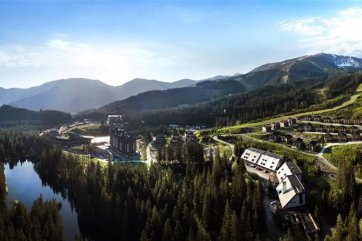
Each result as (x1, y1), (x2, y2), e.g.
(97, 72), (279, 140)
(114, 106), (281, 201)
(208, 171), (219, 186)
(4, 161), (79, 241)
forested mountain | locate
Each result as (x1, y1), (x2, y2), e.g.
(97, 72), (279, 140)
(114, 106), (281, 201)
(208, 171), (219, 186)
(79, 53), (362, 122)
(100, 79), (246, 114)
(2, 53), (361, 114)
(84, 73), (362, 130)
(0, 105), (71, 127)
(230, 53), (362, 90)
(0, 78), (197, 113)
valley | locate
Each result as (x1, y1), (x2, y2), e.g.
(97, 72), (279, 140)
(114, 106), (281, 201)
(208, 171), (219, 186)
(1, 53), (362, 241)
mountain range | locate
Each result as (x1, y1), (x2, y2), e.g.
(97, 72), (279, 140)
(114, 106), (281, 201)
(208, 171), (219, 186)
(0, 78), (197, 113)
(1, 53), (361, 114)
(97, 53), (362, 115)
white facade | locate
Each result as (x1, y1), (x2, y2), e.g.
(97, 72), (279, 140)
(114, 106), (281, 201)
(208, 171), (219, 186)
(241, 148), (264, 164)
(276, 175), (306, 209)
(276, 161), (302, 182)
(258, 152), (282, 171)
(241, 148), (283, 172)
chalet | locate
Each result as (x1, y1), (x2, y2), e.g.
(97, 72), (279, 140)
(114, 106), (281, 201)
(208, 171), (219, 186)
(352, 132), (361, 141)
(338, 125), (347, 133)
(276, 175), (306, 209)
(342, 118), (350, 125)
(353, 119), (361, 125)
(338, 132), (348, 143)
(271, 122), (280, 131)
(322, 116), (331, 123)
(350, 126), (359, 134)
(269, 132), (281, 142)
(303, 124), (313, 132)
(324, 133), (334, 143)
(279, 121), (289, 128)
(276, 161), (302, 182)
(327, 125), (335, 133)
(315, 125), (323, 132)
(287, 118), (297, 126)
(281, 134), (293, 144)
(304, 116), (312, 121)
(313, 116), (322, 122)
(306, 140), (319, 152)
(241, 148), (283, 172)
(110, 128), (137, 154)
(294, 137), (305, 150)
(262, 125), (272, 133)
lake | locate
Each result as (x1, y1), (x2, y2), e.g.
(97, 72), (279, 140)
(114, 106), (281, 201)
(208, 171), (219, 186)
(4, 161), (80, 241)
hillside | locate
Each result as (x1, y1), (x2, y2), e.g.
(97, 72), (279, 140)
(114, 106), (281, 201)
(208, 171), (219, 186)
(100, 79), (246, 114)
(88, 53), (361, 117)
(232, 53), (362, 90)
(0, 105), (71, 128)
(1, 78), (197, 113)
(87, 72), (362, 131)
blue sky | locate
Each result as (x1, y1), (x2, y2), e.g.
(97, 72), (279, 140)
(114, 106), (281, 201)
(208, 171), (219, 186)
(1, 0), (362, 88)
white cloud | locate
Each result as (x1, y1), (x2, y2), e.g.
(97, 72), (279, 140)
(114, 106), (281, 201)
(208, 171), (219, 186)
(279, 8), (362, 56)
(0, 38), (197, 86)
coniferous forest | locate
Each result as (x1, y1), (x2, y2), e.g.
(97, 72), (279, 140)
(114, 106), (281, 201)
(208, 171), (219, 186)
(1, 129), (362, 240)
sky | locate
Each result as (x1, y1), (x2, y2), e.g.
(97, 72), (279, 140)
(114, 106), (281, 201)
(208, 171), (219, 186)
(1, 0), (362, 88)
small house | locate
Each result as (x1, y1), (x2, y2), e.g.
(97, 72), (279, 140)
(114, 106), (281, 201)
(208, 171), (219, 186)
(303, 124), (313, 132)
(280, 121), (289, 128)
(271, 122), (280, 131)
(262, 125), (272, 133)
(338, 132), (348, 143)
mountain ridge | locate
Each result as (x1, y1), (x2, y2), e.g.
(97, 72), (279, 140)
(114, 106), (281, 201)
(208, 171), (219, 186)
(1, 78), (198, 113)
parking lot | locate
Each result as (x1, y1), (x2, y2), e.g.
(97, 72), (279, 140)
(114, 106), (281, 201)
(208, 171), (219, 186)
(244, 162), (277, 181)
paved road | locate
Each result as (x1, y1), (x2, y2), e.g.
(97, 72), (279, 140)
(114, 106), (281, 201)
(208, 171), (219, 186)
(316, 141), (362, 183)
(301, 120), (362, 130)
(212, 135), (236, 158)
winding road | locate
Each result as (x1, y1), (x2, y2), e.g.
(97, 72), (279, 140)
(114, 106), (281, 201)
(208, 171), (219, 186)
(316, 141), (362, 183)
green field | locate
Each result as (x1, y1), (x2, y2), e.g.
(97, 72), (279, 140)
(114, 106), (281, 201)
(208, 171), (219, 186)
(323, 144), (362, 167)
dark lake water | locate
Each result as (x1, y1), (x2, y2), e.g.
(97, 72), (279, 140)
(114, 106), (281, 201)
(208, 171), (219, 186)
(4, 161), (80, 241)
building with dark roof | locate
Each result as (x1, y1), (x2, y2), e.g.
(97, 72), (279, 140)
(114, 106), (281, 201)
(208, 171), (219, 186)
(276, 175), (306, 209)
(277, 161), (302, 182)
(110, 128), (136, 154)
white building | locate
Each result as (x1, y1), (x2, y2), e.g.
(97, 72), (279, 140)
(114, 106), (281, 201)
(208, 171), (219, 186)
(258, 151), (283, 172)
(241, 147), (264, 164)
(241, 148), (283, 172)
(276, 175), (306, 209)
(276, 161), (302, 182)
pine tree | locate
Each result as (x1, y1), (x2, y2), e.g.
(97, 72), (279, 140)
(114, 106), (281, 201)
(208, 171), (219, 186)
(162, 219), (173, 241)
(218, 200), (231, 241)
(346, 214), (358, 241)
